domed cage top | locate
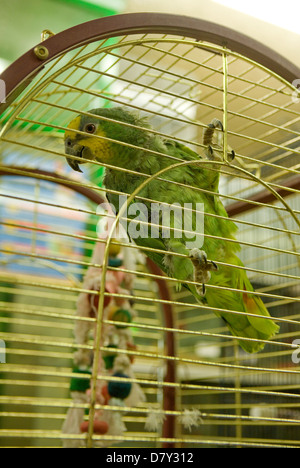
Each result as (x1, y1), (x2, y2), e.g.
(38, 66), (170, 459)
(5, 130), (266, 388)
(0, 13), (300, 448)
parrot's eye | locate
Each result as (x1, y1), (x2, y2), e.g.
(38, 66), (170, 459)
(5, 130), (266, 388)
(84, 123), (97, 134)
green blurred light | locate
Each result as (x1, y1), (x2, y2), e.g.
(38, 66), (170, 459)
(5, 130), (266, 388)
(59, 0), (125, 15)
(0, 58), (10, 74)
(80, 0), (125, 10)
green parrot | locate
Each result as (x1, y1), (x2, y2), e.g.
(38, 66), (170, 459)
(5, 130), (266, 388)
(64, 107), (279, 353)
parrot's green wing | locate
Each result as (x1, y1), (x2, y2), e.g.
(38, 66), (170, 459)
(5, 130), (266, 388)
(106, 191), (168, 273)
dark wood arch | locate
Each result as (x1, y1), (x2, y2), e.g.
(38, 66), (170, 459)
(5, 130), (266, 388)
(1, 12), (300, 115)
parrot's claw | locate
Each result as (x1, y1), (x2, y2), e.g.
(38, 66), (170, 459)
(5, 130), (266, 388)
(189, 249), (218, 296)
(207, 145), (214, 160)
(228, 149), (235, 161)
(203, 118), (235, 163)
(209, 119), (223, 132)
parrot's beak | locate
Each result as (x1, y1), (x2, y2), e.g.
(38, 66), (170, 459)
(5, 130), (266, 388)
(65, 138), (85, 172)
(66, 156), (83, 173)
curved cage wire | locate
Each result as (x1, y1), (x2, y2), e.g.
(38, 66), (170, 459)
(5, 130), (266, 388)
(0, 13), (300, 448)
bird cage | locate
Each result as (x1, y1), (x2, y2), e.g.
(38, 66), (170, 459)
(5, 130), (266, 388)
(0, 13), (300, 448)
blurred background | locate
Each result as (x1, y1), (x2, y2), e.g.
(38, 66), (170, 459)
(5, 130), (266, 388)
(0, 0), (299, 74)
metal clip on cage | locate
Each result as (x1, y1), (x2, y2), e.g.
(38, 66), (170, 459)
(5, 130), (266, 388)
(0, 13), (300, 448)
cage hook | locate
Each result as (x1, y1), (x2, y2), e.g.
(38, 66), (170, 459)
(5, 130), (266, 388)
(41, 29), (55, 41)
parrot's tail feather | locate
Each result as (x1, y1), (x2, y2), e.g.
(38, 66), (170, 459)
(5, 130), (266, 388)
(236, 291), (280, 353)
(222, 293), (279, 354)
(188, 271), (280, 354)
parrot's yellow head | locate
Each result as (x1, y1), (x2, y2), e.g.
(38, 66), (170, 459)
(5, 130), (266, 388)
(64, 113), (114, 172)
(64, 107), (151, 172)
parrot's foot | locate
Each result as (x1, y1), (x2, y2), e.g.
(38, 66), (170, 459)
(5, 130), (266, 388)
(203, 118), (235, 162)
(189, 248), (218, 295)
